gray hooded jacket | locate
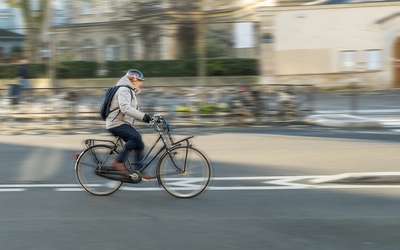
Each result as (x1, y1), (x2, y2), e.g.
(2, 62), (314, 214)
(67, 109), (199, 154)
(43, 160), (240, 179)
(106, 76), (146, 129)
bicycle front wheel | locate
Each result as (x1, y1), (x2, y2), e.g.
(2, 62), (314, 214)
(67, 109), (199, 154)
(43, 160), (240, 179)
(75, 145), (123, 196)
(157, 146), (211, 198)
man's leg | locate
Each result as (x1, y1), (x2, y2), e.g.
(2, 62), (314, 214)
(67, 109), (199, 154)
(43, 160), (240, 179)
(107, 124), (144, 175)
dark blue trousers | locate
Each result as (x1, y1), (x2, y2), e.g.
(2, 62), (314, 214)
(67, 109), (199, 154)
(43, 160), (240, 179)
(107, 124), (144, 167)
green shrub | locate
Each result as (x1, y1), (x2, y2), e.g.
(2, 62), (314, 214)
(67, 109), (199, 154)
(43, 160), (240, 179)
(29, 64), (47, 78)
(199, 105), (216, 114)
(106, 60), (197, 78)
(0, 64), (16, 78)
(0, 63), (47, 78)
(11, 46), (22, 53)
(106, 58), (258, 77)
(56, 61), (98, 78)
(206, 58), (258, 76)
(0, 58), (259, 79)
(175, 107), (192, 113)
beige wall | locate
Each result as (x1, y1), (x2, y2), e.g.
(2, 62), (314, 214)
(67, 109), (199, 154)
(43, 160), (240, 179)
(258, 2), (400, 87)
(275, 49), (331, 74)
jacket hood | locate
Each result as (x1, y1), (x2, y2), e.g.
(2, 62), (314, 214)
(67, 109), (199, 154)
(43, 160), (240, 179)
(116, 76), (137, 92)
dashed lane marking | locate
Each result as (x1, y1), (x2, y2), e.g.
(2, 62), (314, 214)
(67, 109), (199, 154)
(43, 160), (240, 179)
(0, 189), (26, 192)
(0, 174), (400, 192)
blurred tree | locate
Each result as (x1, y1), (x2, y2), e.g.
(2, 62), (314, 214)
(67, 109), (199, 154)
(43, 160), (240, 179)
(5, 0), (49, 63)
(206, 28), (232, 58)
(127, 0), (201, 60)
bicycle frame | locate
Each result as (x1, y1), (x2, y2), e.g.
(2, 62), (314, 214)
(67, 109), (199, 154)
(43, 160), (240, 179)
(83, 117), (194, 174)
(133, 126), (194, 173)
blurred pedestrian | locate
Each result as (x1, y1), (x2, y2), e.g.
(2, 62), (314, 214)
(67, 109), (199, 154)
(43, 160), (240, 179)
(17, 59), (30, 88)
(106, 69), (153, 179)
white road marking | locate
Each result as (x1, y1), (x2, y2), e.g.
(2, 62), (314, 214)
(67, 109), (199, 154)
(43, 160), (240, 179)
(55, 188), (85, 192)
(264, 176), (316, 189)
(0, 189), (26, 192)
(0, 184), (80, 188)
(121, 187), (162, 191)
(211, 176), (326, 180)
(0, 173), (399, 192)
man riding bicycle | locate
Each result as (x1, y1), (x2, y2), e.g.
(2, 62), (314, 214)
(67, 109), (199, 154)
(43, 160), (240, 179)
(106, 69), (153, 179)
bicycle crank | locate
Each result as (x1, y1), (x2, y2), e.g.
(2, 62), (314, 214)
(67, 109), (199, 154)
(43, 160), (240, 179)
(129, 170), (142, 183)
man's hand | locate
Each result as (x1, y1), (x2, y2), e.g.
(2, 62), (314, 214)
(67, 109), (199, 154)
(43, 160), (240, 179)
(143, 114), (151, 123)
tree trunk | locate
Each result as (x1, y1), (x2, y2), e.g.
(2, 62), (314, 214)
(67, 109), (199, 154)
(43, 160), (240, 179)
(19, 0), (49, 63)
(24, 27), (42, 62)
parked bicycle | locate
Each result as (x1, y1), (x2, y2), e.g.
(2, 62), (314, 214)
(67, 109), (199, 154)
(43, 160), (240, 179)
(74, 115), (211, 198)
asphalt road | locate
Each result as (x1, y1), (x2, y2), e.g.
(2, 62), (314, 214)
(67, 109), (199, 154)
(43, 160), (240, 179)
(1, 126), (400, 250)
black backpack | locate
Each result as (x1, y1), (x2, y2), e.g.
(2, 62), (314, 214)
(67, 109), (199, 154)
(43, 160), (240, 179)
(99, 85), (133, 121)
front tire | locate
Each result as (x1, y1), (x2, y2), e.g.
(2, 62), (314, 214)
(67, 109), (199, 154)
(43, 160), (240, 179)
(157, 146), (211, 198)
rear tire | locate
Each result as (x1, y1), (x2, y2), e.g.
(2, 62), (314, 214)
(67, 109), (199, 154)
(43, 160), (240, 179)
(75, 145), (123, 196)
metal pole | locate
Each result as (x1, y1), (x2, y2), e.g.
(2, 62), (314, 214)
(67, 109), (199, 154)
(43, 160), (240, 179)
(197, 0), (206, 104)
(351, 79), (358, 115)
(48, 0), (57, 94)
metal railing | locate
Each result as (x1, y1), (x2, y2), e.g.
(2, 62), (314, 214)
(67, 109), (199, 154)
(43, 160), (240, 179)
(0, 84), (316, 129)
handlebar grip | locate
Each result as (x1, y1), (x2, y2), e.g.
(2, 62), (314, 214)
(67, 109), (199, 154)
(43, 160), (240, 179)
(152, 115), (163, 123)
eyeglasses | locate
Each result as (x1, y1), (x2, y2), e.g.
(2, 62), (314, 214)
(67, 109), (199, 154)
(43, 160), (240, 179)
(128, 76), (145, 82)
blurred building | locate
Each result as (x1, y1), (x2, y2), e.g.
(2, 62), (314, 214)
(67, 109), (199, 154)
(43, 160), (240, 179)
(1, 0), (392, 88)
(259, 0), (400, 88)
(0, 0), (24, 61)
(51, 0), (262, 63)
(0, 29), (24, 62)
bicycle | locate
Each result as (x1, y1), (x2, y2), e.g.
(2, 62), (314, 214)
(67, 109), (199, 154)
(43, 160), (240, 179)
(74, 115), (211, 198)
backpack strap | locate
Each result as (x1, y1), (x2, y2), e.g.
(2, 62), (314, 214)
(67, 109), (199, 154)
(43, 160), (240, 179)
(110, 85), (135, 122)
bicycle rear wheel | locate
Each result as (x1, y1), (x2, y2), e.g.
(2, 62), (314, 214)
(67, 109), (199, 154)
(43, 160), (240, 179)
(157, 146), (211, 198)
(75, 145), (123, 196)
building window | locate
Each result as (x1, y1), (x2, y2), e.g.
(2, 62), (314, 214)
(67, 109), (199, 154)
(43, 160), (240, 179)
(365, 50), (381, 71)
(57, 41), (69, 55)
(52, 0), (71, 25)
(154, 36), (162, 60)
(0, 16), (11, 29)
(81, 1), (93, 14)
(40, 42), (51, 60)
(207, 29), (231, 58)
(234, 22), (255, 49)
(127, 37), (135, 60)
(340, 51), (356, 72)
(0, 1), (8, 9)
(103, 0), (113, 12)
(154, 0), (163, 8)
(105, 38), (119, 61)
(82, 39), (96, 61)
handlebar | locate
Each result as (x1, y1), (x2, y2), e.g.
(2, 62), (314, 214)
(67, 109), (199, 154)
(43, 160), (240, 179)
(151, 114), (163, 123)
(149, 115), (170, 132)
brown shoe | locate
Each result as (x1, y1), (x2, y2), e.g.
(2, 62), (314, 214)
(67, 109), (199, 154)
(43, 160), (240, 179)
(112, 161), (129, 176)
(141, 173), (156, 180)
